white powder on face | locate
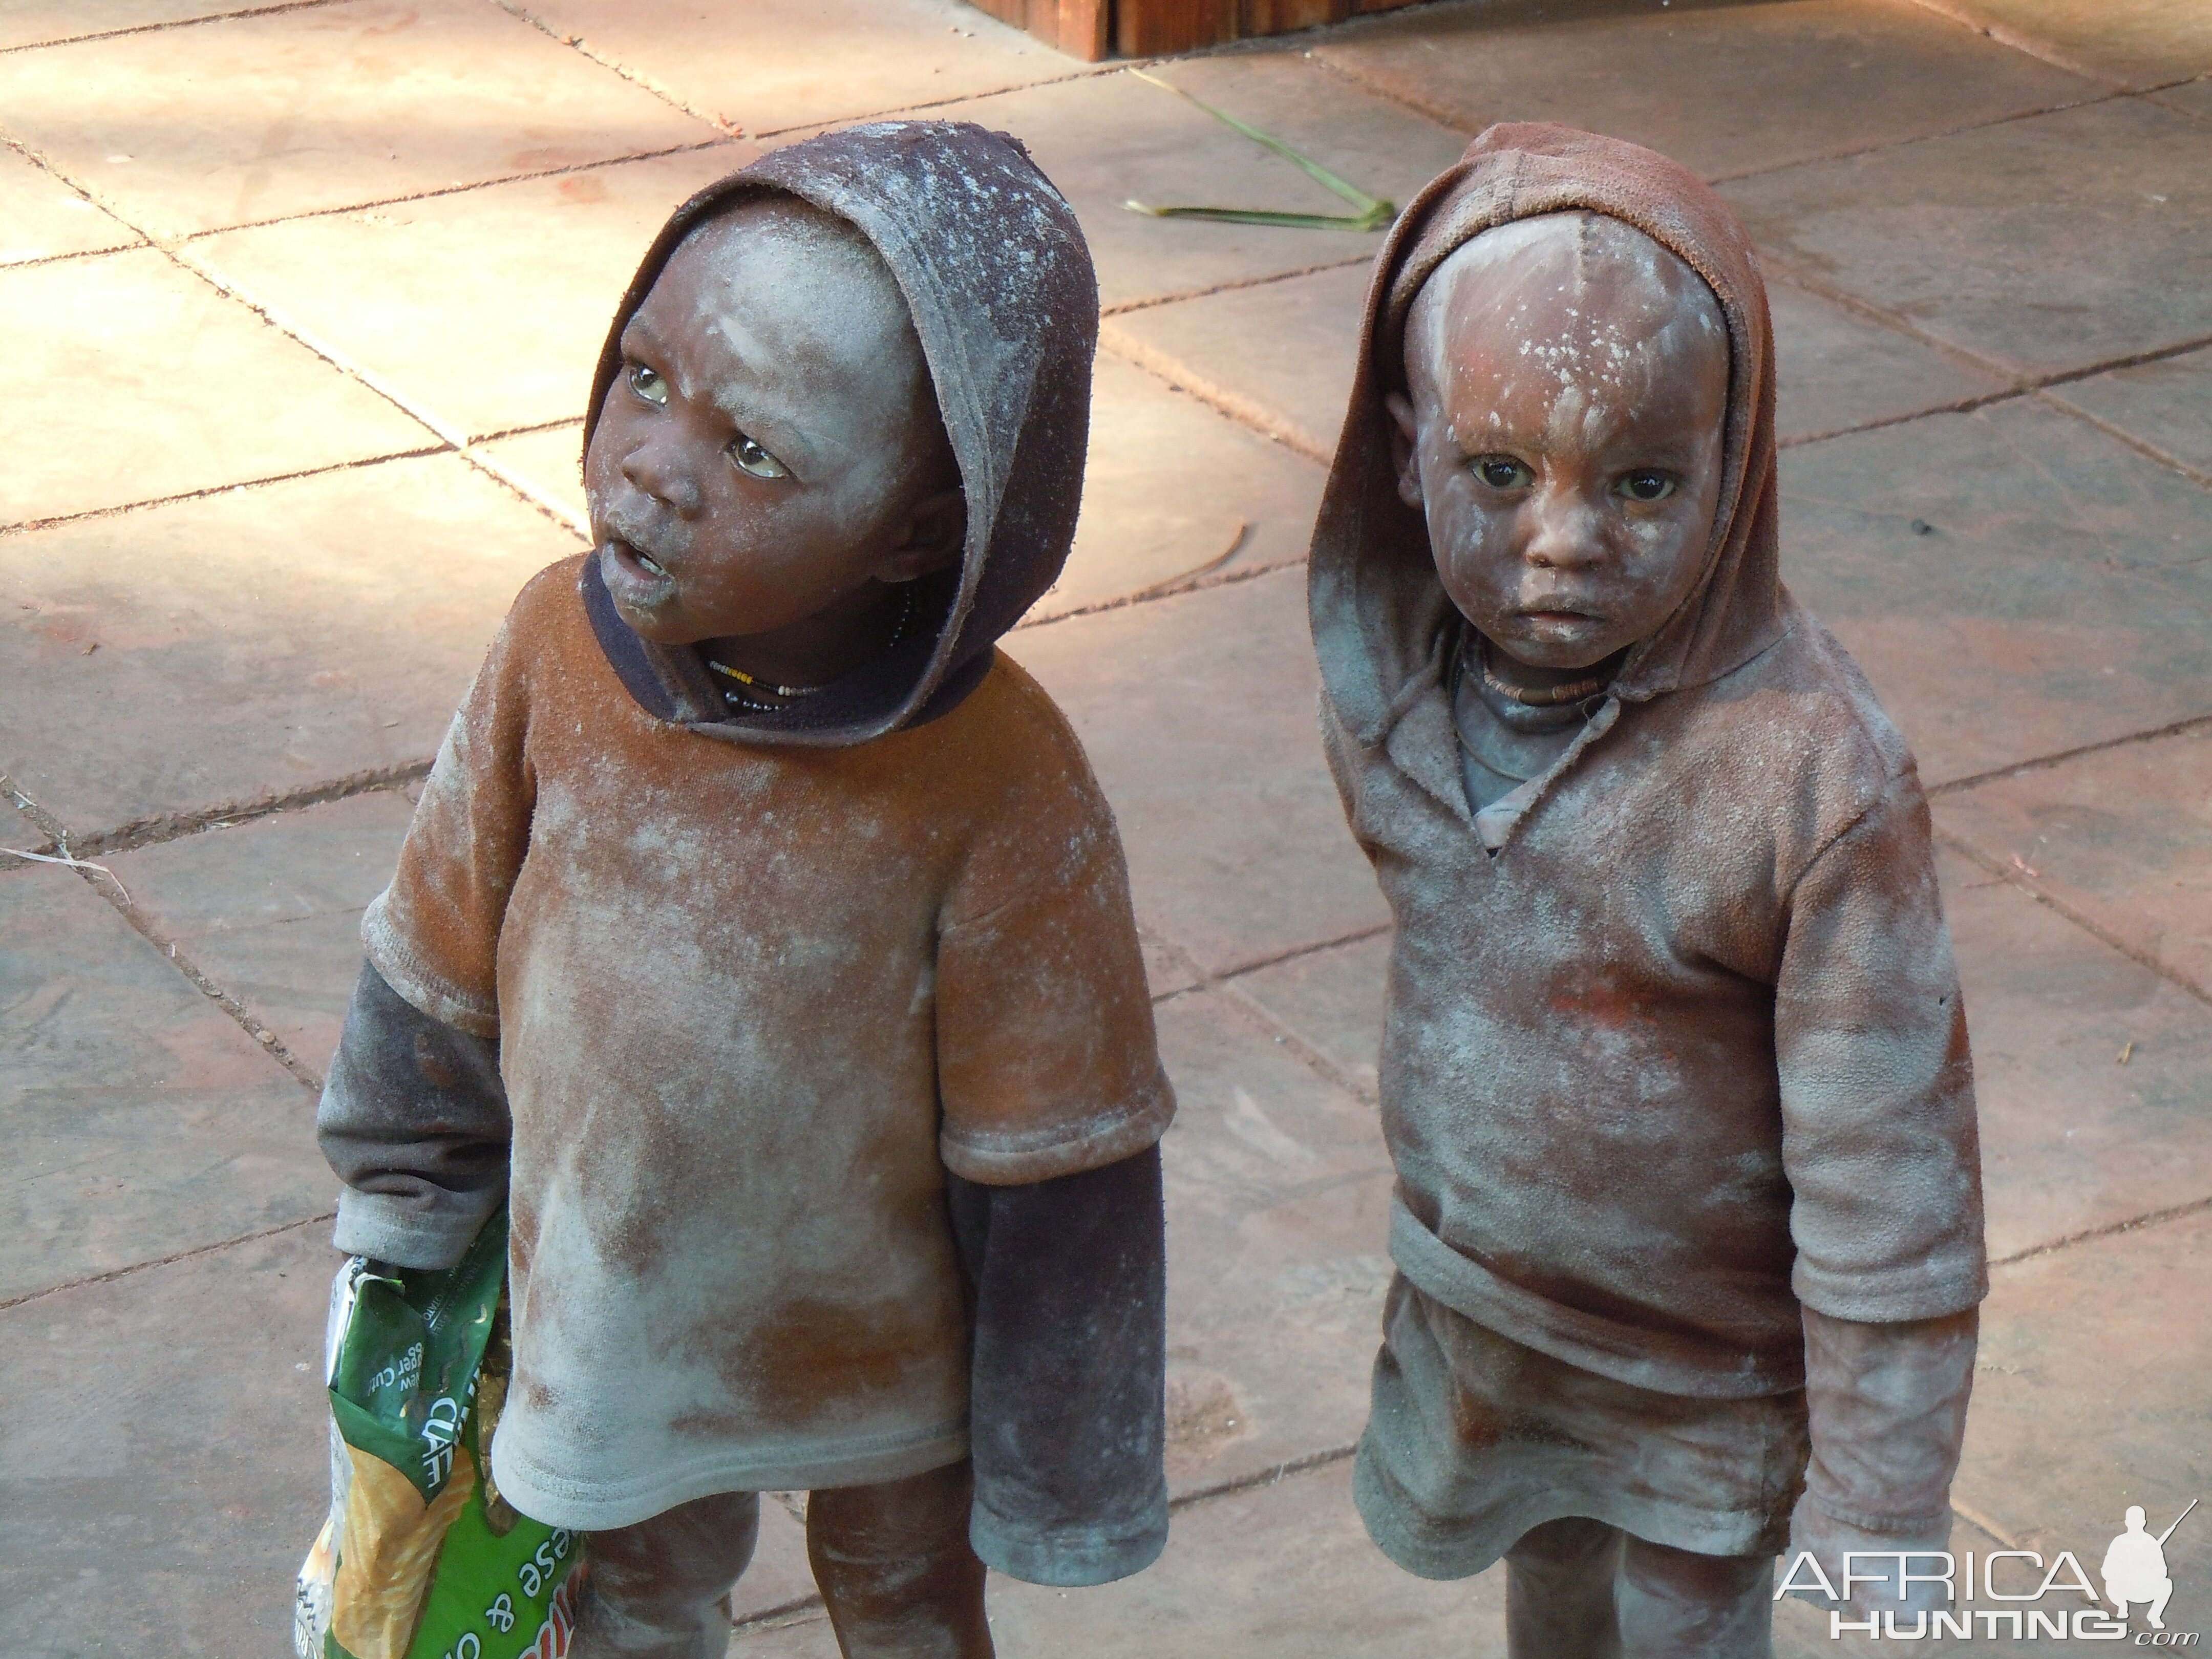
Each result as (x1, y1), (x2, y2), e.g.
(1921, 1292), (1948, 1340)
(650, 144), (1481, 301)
(1407, 212), (1726, 455)
(675, 204), (938, 537)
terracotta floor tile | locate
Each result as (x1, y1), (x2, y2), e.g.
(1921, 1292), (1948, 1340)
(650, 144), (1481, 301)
(0, 866), (325, 1304)
(0, 454), (581, 837)
(0, 248), (432, 526)
(1041, 354), (1325, 619)
(1769, 280), (2012, 443)
(1777, 401), (2212, 786)
(1953, 1210), (2210, 1574)
(0, 144), (139, 266)
(1722, 97), (2212, 378)
(1938, 848), (2212, 1263)
(475, 422), (588, 528)
(902, 53), (1463, 310)
(0, 0), (262, 52)
(1229, 930), (1391, 1102)
(102, 790), (423, 1072)
(1923, 0), (2212, 89)
(1314, 0), (2097, 183)
(1936, 722), (2212, 999)
(1008, 566), (1391, 977)
(732, 1456), (1510, 1658)
(1100, 261), (2017, 465)
(509, 0), (1079, 136)
(1153, 992), (1395, 1498)
(2153, 74), (2212, 121)
(2048, 343), (2212, 475)
(0, 1226), (336, 1657)
(192, 144), (754, 443)
(1101, 262), (1371, 465)
(0, 0), (714, 241)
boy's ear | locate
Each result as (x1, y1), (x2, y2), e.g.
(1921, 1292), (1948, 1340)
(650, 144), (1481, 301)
(1385, 393), (1423, 510)
(874, 485), (968, 584)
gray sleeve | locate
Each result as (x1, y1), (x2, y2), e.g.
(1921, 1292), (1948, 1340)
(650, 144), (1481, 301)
(1776, 768), (1988, 1323)
(947, 1144), (1169, 1587)
(1786, 1305), (1978, 1611)
(318, 958), (510, 1270)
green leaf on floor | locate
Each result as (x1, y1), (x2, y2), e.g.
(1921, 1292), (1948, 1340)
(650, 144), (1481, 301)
(1122, 68), (1395, 233)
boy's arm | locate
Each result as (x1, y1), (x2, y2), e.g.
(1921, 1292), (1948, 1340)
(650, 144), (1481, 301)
(1787, 1306), (1977, 1612)
(1774, 763), (1986, 1608)
(318, 959), (511, 1271)
(319, 589), (543, 1267)
(947, 1145), (1168, 1588)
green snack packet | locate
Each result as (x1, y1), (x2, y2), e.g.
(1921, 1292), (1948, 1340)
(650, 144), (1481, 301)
(294, 1212), (583, 1659)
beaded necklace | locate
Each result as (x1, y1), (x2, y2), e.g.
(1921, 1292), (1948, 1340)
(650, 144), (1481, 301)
(1475, 633), (1614, 708)
(708, 584), (921, 713)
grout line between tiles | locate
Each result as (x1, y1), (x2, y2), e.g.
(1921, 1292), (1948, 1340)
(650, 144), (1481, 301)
(0, 443), (454, 538)
(1099, 322), (1333, 465)
(481, 0), (741, 136)
(1933, 826), (2212, 1010)
(2031, 389), (2212, 492)
(1989, 1194), (2212, 1271)
(1015, 553), (1306, 631)
(1100, 254), (1374, 320)
(1702, 87), (2135, 188)
(1949, 1499), (2024, 1553)
(1147, 929), (1377, 1104)
(0, 0), (344, 56)
(99, 870), (328, 1091)
(1927, 711), (2212, 800)
(1896, 0), (2138, 89)
(0, 133), (597, 540)
(172, 138), (745, 241)
(0, 1211), (335, 1315)
(61, 761), (434, 859)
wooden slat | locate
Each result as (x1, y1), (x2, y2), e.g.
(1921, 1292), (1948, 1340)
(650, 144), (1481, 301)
(1056, 0), (1111, 59)
(1245, 0), (1348, 32)
(1116, 0), (1240, 55)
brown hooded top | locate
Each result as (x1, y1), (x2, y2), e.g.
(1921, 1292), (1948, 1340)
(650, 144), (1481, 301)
(577, 119), (1099, 746)
(1311, 126), (1985, 1398)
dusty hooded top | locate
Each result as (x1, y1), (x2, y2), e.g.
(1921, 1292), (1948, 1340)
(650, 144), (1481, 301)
(1311, 125), (1987, 1400)
(318, 124), (1174, 1566)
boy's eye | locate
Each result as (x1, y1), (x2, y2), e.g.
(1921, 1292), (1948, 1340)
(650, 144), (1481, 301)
(728, 433), (789, 480)
(1615, 470), (1677, 503)
(628, 364), (669, 407)
(1474, 456), (1533, 490)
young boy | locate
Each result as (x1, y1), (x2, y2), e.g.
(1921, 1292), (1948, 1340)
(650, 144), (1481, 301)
(316, 122), (1175, 1659)
(1309, 124), (1986, 1655)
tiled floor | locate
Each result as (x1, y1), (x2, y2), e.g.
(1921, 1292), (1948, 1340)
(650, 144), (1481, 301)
(2, 2), (2206, 1655)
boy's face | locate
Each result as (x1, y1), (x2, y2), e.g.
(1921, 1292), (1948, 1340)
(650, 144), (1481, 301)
(585, 200), (960, 648)
(1388, 212), (1730, 673)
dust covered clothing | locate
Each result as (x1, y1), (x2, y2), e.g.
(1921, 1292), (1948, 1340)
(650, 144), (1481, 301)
(1307, 124), (1986, 1571)
(318, 123), (1174, 1585)
(359, 557), (1169, 1523)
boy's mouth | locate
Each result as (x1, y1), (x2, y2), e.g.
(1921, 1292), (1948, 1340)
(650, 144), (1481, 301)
(601, 537), (679, 612)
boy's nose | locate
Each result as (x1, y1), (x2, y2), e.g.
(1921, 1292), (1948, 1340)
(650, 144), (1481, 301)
(1522, 486), (1601, 570)
(621, 442), (705, 518)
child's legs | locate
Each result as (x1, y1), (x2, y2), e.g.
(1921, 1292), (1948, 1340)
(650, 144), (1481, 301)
(1504, 1519), (1772, 1659)
(1615, 1532), (1773, 1659)
(576, 1489), (761, 1659)
(1505, 1516), (1625, 1659)
(807, 1460), (992, 1659)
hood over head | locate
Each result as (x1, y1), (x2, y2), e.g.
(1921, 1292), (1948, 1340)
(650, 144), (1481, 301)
(1310, 122), (1784, 744)
(580, 120), (1097, 746)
